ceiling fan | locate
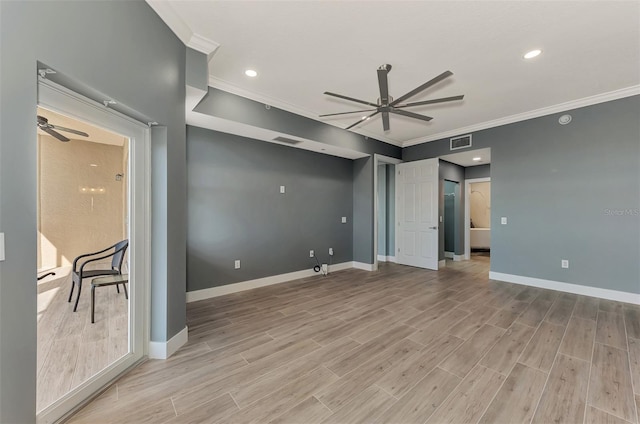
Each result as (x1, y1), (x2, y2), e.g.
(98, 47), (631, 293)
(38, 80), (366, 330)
(37, 115), (89, 142)
(321, 64), (464, 131)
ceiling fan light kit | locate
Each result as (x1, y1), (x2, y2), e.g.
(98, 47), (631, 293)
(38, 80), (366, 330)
(321, 64), (465, 132)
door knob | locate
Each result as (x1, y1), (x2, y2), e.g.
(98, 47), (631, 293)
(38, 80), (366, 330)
(429, 226), (438, 230)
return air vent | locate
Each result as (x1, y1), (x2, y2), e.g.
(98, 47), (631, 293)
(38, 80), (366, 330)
(450, 134), (472, 150)
(272, 136), (303, 145)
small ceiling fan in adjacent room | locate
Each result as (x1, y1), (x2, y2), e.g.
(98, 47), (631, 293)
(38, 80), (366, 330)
(321, 64), (464, 131)
(37, 115), (89, 142)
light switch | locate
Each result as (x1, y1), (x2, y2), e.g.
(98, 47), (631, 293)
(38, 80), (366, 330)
(501, 217), (508, 225)
(0, 233), (4, 261)
(234, 260), (240, 269)
(341, 217), (347, 223)
(280, 186), (285, 194)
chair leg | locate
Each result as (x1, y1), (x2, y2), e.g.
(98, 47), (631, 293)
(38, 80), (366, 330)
(116, 283), (120, 294)
(91, 285), (96, 323)
(68, 281), (75, 303)
(123, 283), (128, 300)
(73, 282), (82, 312)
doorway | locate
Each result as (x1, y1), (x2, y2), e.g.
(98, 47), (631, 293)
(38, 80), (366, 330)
(443, 180), (460, 260)
(37, 79), (150, 424)
(465, 177), (491, 259)
(373, 154), (402, 270)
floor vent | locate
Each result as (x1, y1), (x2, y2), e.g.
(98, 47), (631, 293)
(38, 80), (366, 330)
(450, 134), (472, 150)
(273, 136), (303, 145)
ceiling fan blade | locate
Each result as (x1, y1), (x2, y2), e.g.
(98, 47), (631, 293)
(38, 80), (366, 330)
(50, 124), (89, 137)
(390, 109), (433, 122)
(324, 92), (379, 108)
(319, 108), (377, 117)
(345, 111), (379, 130)
(381, 112), (390, 131)
(40, 126), (70, 142)
(377, 68), (390, 105)
(396, 95), (465, 108)
(390, 70), (453, 106)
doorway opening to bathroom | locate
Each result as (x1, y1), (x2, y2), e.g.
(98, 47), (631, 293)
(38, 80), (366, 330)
(465, 177), (491, 260)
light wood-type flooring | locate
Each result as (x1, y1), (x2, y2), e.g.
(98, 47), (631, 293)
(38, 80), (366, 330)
(68, 256), (640, 424)
(38, 267), (129, 412)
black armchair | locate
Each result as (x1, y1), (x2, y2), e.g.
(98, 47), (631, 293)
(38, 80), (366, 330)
(69, 239), (128, 312)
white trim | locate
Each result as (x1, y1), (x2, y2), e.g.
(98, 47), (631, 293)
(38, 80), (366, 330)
(37, 80), (151, 424)
(377, 255), (397, 263)
(186, 262), (352, 302)
(403, 85), (640, 146)
(149, 326), (188, 359)
(489, 272), (640, 305)
(145, 2), (219, 58)
(444, 252), (454, 259)
(352, 261), (375, 271)
(465, 177), (491, 260)
(438, 259), (446, 268)
(453, 254), (464, 262)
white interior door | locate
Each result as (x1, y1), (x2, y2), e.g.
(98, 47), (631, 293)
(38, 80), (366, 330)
(396, 158), (439, 270)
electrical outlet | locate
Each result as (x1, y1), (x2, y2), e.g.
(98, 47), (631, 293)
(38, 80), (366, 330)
(280, 185), (285, 194)
(234, 260), (240, 269)
(309, 250), (314, 258)
(0, 233), (5, 261)
(341, 217), (347, 223)
(501, 217), (508, 225)
(329, 247), (333, 256)
(561, 259), (569, 269)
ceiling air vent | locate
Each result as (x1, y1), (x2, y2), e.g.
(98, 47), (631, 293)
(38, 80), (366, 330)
(450, 134), (472, 151)
(273, 136), (303, 145)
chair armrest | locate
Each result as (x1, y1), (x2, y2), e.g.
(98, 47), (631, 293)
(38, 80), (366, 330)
(73, 242), (120, 272)
(78, 244), (128, 274)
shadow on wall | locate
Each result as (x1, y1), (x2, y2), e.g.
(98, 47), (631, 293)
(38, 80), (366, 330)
(37, 134), (127, 269)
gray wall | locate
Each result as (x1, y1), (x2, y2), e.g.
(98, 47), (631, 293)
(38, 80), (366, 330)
(187, 126), (353, 290)
(0, 1), (186, 421)
(353, 157), (374, 264)
(404, 96), (640, 293)
(465, 164), (491, 180)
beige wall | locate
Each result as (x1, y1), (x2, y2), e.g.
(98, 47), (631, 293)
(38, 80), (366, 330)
(37, 134), (127, 269)
(470, 181), (491, 229)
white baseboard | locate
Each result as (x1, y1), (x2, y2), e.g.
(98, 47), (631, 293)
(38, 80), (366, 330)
(377, 255), (397, 263)
(453, 254), (464, 262)
(489, 272), (640, 305)
(439, 259), (446, 268)
(444, 252), (454, 259)
(149, 325), (188, 359)
(352, 261), (375, 271)
(186, 262), (352, 302)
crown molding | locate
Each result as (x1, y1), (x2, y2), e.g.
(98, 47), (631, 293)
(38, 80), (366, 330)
(146, 1), (219, 57)
(402, 85), (640, 147)
(207, 76), (402, 147)
(188, 34), (220, 57)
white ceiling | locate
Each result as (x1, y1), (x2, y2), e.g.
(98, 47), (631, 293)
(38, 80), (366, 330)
(149, 1), (640, 148)
(440, 147), (491, 168)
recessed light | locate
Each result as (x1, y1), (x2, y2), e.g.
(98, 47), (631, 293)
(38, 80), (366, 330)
(244, 69), (258, 77)
(89, 163), (98, 167)
(361, 116), (367, 120)
(523, 49), (542, 59)
(472, 157), (482, 161)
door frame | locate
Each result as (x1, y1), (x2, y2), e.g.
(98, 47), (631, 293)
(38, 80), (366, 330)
(464, 177), (491, 260)
(37, 79), (151, 424)
(373, 154), (403, 271)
